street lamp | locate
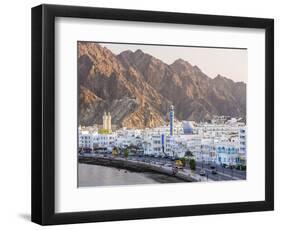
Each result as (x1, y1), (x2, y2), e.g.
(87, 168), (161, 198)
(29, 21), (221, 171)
(200, 145), (203, 169)
(216, 164), (219, 181)
(201, 152), (204, 169)
(230, 161), (234, 179)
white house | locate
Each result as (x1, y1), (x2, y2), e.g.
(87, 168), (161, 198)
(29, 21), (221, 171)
(92, 133), (117, 150)
(79, 130), (94, 149)
(215, 141), (240, 166)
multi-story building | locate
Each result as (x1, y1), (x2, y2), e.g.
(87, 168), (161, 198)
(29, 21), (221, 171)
(199, 138), (216, 163)
(92, 133), (116, 150)
(239, 127), (247, 165)
(115, 128), (143, 148)
(79, 109), (246, 166)
(215, 141), (240, 166)
(239, 127), (246, 154)
(79, 130), (94, 149)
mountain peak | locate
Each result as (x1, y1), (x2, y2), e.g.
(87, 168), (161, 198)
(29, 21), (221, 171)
(172, 58), (193, 68)
(193, 65), (201, 72)
(172, 58), (191, 66)
(79, 43), (246, 126)
(120, 49), (133, 54)
(214, 74), (233, 83)
(170, 58), (193, 74)
(118, 49), (149, 61)
(135, 49), (144, 54)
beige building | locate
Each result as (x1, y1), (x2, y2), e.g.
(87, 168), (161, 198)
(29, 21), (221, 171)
(102, 112), (112, 132)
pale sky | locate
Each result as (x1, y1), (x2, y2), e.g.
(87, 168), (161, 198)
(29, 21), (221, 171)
(101, 42), (247, 83)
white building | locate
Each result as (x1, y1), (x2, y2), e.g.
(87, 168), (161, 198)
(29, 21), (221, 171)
(79, 130), (94, 149)
(239, 127), (247, 165)
(115, 128), (142, 148)
(239, 127), (246, 155)
(92, 133), (116, 150)
(215, 141), (240, 166)
(78, 115), (246, 165)
(199, 138), (216, 163)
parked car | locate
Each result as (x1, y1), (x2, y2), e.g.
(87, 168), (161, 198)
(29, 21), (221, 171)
(236, 164), (246, 171)
(222, 163), (228, 168)
(210, 165), (216, 169)
(229, 165), (235, 169)
(211, 170), (218, 174)
(199, 169), (206, 176)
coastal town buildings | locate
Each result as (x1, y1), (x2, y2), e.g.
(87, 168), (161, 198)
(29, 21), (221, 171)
(79, 107), (247, 166)
(79, 130), (95, 149)
(102, 112), (112, 132)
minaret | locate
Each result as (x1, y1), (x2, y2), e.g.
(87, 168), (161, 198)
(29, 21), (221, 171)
(107, 112), (112, 131)
(169, 105), (174, 136)
(103, 112), (107, 130)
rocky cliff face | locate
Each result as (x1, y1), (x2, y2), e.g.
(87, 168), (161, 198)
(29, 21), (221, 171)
(78, 42), (246, 128)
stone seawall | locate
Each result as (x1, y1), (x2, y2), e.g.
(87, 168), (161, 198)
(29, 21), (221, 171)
(79, 156), (199, 182)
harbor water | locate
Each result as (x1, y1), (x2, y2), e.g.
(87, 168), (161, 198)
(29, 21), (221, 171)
(78, 163), (184, 187)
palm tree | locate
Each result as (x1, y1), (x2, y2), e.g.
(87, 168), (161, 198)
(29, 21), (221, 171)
(185, 150), (194, 162)
(124, 148), (129, 159)
(189, 159), (196, 171)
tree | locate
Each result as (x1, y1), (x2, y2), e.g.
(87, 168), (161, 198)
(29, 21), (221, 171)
(124, 148), (129, 159)
(189, 159), (196, 171)
(185, 150), (193, 157)
(112, 147), (119, 156)
(185, 150), (194, 162)
(179, 157), (187, 167)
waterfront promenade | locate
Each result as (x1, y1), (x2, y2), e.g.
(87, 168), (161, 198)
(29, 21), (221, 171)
(79, 153), (246, 182)
(79, 154), (209, 182)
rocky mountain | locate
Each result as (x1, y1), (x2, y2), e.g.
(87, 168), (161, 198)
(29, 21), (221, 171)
(78, 42), (246, 128)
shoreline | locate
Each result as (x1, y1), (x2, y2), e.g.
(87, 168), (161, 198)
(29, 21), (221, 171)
(79, 155), (201, 182)
(78, 163), (186, 185)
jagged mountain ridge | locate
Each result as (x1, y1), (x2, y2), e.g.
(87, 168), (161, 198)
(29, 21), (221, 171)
(78, 42), (246, 128)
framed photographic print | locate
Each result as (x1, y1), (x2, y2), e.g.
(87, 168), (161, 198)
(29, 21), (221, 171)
(31, 4), (274, 225)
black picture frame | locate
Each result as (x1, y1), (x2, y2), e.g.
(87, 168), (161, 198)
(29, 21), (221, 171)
(31, 4), (274, 225)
